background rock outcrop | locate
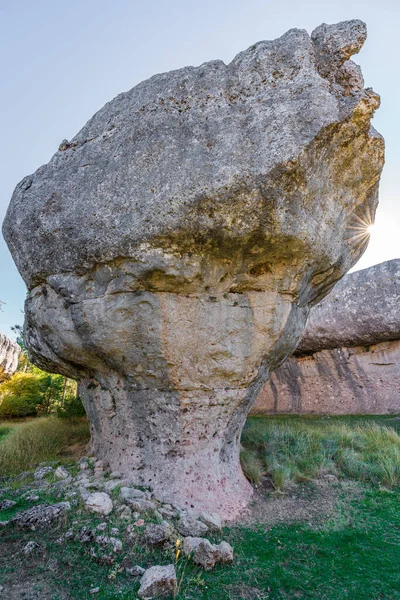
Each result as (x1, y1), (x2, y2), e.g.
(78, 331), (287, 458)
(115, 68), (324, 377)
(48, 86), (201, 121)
(0, 333), (20, 382)
(252, 260), (400, 415)
(3, 20), (384, 518)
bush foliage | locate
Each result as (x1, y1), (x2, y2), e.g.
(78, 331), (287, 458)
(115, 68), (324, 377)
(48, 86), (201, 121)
(0, 325), (85, 419)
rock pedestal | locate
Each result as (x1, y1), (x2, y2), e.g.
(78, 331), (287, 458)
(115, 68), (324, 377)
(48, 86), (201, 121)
(252, 260), (400, 415)
(0, 333), (20, 381)
(3, 20), (384, 518)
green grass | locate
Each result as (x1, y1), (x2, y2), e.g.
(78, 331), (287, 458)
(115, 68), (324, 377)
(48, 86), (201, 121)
(241, 415), (400, 491)
(1, 415), (400, 598)
(0, 416), (90, 475)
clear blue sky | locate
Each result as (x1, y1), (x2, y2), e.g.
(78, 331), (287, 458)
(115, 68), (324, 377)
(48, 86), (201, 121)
(1, 0), (399, 338)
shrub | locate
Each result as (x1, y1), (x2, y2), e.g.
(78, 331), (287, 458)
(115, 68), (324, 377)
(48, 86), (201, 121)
(0, 372), (45, 417)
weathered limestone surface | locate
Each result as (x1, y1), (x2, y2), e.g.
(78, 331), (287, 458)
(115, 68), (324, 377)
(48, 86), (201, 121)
(3, 20), (384, 518)
(252, 260), (400, 415)
(0, 333), (20, 381)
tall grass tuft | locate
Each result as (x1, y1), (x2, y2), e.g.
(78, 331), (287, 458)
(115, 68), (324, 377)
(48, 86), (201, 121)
(241, 417), (400, 490)
(0, 417), (90, 475)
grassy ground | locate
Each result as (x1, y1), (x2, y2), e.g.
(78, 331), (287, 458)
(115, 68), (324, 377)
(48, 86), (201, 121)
(241, 415), (400, 489)
(0, 415), (399, 599)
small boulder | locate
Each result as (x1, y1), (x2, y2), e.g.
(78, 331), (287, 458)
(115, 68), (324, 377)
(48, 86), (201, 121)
(116, 504), (132, 520)
(34, 466), (54, 480)
(11, 502), (70, 530)
(199, 512), (222, 532)
(85, 492), (113, 516)
(138, 564), (177, 599)
(176, 512), (208, 537)
(141, 523), (170, 547)
(183, 537), (233, 570)
(120, 487), (146, 501)
(23, 540), (40, 555)
(104, 479), (125, 492)
(54, 466), (70, 480)
(126, 565), (145, 577)
(0, 499), (16, 511)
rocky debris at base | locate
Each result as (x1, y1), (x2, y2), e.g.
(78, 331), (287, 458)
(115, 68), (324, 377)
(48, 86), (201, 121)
(54, 466), (70, 480)
(138, 564), (177, 599)
(34, 466), (54, 480)
(22, 540), (41, 555)
(126, 565), (146, 577)
(11, 502), (70, 530)
(176, 511), (209, 537)
(199, 512), (222, 532)
(95, 535), (123, 553)
(0, 499), (16, 510)
(183, 537), (234, 570)
(84, 492), (113, 516)
(141, 523), (172, 547)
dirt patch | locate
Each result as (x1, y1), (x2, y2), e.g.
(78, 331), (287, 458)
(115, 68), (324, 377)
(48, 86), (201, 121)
(238, 478), (364, 527)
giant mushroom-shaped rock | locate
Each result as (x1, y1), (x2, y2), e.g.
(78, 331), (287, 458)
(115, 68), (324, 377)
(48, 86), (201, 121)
(3, 20), (384, 518)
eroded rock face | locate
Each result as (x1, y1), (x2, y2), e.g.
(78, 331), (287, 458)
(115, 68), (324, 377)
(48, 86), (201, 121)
(3, 20), (384, 518)
(0, 333), (20, 381)
(252, 260), (400, 415)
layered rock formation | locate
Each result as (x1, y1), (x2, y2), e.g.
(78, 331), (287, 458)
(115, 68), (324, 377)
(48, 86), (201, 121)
(0, 333), (20, 382)
(3, 20), (384, 518)
(252, 260), (400, 415)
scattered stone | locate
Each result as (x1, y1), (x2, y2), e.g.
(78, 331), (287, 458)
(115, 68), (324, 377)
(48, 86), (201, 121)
(0, 499), (16, 510)
(138, 564), (177, 599)
(110, 471), (121, 479)
(158, 506), (178, 519)
(89, 587), (100, 595)
(46, 557), (59, 572)
(199, 512), (222, 532)
(126, 565), (145, 577)
(0, 521), (9, 528)
(34, 466), (53, 480)
(116, 504), (132, 520)
(24, 493), (40, 502)
(22, 540), (40, 555)
(54, 466), (70, 480)
(176, 512), (208, 537)
(141, 523), (171, 547)
(77, 526), (95, 543)
(183, 537), (234, 570)
(11, 502), (70, 530)
(85, 492), (113, 516)
(104, 479), (125, 492)
(95, 522), (108, 532)
(134, 519), (145, 527)
(95, 535), (122, 553)
(120, 486), (146, 501)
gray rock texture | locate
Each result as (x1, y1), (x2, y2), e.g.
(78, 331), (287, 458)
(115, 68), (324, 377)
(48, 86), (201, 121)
(0, 333), (20, 381)
(252, 260), (400, 415)
(298, 259), (400, 353)
(3, 20), (384, 518)
(138, 564), (177, 599)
